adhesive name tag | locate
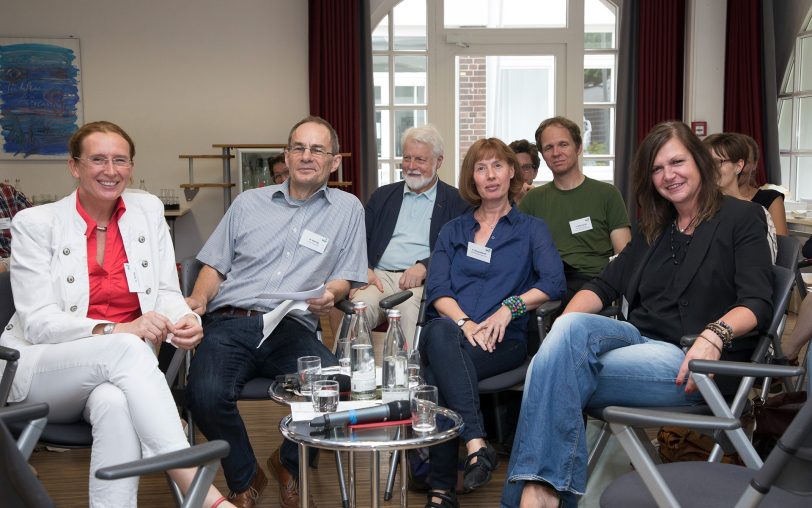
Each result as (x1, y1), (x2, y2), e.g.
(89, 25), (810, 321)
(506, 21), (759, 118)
(467, 242), (492, 263)
(621, 295), (629, 321)
(299, 229), (329, 254)
(569, 216), (593, 234)
(0, 218), (10, 230)
(123, 263), (144, 293)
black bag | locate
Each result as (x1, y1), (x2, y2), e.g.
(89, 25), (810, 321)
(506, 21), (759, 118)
(751, 390), (807, 459)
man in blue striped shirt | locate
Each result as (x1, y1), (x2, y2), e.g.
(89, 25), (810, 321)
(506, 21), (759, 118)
(185, 116), (367, 508)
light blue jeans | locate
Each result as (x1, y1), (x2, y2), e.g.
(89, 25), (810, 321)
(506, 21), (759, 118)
(501, 313), (703, 507)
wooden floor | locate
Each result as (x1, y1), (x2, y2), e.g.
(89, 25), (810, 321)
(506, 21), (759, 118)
(27, 314), (806, 507)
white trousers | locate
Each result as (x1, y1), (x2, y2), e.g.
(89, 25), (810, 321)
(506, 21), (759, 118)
(351, 269), (423, 348)
(22, 334), (189, 508)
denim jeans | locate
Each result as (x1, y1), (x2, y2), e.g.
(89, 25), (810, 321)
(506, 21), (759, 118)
(501, 313), (702, 508)
(420, 318), (527, 490)
(186, 314), (338, 492)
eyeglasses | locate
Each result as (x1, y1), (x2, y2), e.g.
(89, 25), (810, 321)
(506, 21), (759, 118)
(286, 145), (334, 158)
(74, 156), (133, 168)
(520, 164), (537, 172)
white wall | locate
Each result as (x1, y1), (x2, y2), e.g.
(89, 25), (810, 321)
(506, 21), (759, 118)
(684, 0), (726, 136)
(0, 0), (309, 260)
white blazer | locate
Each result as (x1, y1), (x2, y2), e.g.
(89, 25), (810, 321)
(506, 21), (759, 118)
(1, 190), (194, 402)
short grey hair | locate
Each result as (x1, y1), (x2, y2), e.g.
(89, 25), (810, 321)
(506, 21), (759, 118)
(401, 124), (444, 159)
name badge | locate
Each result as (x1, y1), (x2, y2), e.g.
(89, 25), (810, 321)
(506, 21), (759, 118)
(467, 242), (492, 263)
(621, 295), (629, 321)
(123, 263), (145, 293)
(0, 218), (10, 230)
(569, 216), (593, 234)
(299, 229), (329, 254)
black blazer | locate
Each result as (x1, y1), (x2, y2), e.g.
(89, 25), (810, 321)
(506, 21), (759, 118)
(364, 179), (471, 269)
(584, 196), (773, 340)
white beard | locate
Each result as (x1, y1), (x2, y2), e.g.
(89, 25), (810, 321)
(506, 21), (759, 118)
(404, 172), (436, 192)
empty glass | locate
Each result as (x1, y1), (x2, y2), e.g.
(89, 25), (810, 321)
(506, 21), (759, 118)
(410, 384), (438, 433)
(335, 338), (352, 376)
(297, 356), (321, 396)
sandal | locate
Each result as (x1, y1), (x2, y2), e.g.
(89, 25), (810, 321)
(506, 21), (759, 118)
(425, 489), (459, 508)
(462, 442), (499, 492)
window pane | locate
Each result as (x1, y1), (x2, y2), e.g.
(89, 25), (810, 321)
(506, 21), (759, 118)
(798, 157), (812, 200)
(583, 159), (614, 182)
(394, 110), (427, 157)
(798, 97), (812, 149)
(445, 0), (566, 28)
(585, 0), (617, 49)
(780, 156), (790, 195)
(783, 61), (795, 94)
(394, 56), (427, 105)
(394, 0), (426, 50)
(584, 54), (615, 103)
(373, 15), (389, 50)
(802, 36), (812, 91)
(378, 162), (391, 186)
(373, 56), (390, 106)
(583, 107), (614, 156)
(376, 109), (390, 158)
(778, 99), (792, 150)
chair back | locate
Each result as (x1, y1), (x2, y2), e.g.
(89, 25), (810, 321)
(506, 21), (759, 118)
(0, 272), (14, 328)
(179, 258), (204, 298)
(755, 399), (812, 496)
(775, 235), (801, 272)
(0, 405), (55, 508)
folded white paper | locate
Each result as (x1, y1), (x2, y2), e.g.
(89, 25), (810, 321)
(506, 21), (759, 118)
(258, 300), (309, 348)
(258, 284), (325, 301)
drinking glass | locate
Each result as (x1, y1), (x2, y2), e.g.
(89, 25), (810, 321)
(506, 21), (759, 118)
(335, 338), (352, 376)
(410, 384), (438, 432)
(297, 356), (321, 396)
(312, 379), (340, 412)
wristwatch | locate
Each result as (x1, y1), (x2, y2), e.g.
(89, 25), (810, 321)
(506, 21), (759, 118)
(102, 323), (115, 335)
(456, 317), (471, 328)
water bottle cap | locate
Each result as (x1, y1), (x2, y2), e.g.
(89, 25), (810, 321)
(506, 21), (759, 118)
(352, 301), (368, 310)
(387, 309), (401, 318)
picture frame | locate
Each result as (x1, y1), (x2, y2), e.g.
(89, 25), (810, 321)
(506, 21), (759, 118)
(237, 148), (285, 193)
(0, 36), (84, 160)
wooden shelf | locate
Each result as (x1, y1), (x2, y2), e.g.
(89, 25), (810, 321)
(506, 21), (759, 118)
(180, 183), (235, 189)
(179, 154), (233, 159)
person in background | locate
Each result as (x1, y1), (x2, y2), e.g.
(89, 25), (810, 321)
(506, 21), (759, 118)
(704, 132), (777, 262)
(737, 133), (788, 236)
(270, 152), (289, 184)
(509, 139), (540, 202)
(520, 116), (631, 303)
(185, 116), (367, 508)
(0, 121), (234, 507)
(0, 180), (33, 272)
(503, 121), (772, 507)
(328, 124), (470, 346)
(419, 137), (565, 508)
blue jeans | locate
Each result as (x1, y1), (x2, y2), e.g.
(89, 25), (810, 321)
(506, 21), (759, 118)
(186, 314), (338, 493)
(420, 318), (527, 490)
(501, 313), (702, 507)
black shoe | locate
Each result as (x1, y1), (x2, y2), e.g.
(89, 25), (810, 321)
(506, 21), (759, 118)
(462, 442), (499, 492)
(425, 489), (459, 508)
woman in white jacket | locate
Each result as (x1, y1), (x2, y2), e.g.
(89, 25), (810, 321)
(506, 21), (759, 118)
(1, 121), (233, 508)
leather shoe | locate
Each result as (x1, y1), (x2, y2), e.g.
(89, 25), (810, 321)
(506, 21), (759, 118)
(227, 467), (267, 508)
(267, 447), (317, 508)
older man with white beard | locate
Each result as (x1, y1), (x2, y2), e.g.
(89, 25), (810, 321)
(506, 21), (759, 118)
(330, 124), (470, 345)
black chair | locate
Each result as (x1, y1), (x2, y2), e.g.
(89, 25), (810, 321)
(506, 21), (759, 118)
(0, 401), (230, 508)
(599, 360), (809, 508)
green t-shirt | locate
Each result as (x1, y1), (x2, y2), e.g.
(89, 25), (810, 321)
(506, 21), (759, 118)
(519, 176), (630, 277)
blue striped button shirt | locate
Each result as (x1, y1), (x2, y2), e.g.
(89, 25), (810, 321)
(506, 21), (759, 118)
(198, 182), (367, 331)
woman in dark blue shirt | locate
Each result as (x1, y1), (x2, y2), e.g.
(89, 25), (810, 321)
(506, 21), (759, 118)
(419, 137), (565, 508)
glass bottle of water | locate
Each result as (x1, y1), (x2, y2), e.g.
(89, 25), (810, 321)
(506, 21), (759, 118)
(382, 309), (409, 402)
(407, 347), (423, 390)
(348, 301), (376, 400)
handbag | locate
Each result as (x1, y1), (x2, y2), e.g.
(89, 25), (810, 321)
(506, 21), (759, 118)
(656, 426), (743, 465)
(751, 390), (807, 459)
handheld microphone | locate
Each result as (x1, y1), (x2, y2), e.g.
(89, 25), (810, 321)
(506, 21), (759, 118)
(309, 400), (411, 428)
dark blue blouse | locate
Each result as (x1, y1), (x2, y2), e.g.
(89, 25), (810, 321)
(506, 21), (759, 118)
(425, 207), (566, 342)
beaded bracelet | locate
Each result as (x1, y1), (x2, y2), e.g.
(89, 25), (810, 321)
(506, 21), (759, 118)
(502, 296), (527, 319)
(705, 321), (734, 349)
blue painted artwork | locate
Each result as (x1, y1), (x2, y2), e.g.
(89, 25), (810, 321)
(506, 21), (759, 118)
(0, 38), (82, 159)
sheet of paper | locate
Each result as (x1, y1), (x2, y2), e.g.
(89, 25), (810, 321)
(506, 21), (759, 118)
(290, 400), (383, 422)
(258, 284), (325, 301)
(258, 300), (309, 348)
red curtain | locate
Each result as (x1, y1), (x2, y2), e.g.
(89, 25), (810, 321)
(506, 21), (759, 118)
(636, 0), (686, 144)
(309, 0), (362, 197)
(723, 0), (766, 186)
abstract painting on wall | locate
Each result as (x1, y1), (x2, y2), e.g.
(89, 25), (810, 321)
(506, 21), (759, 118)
(0, 37), (83, 160)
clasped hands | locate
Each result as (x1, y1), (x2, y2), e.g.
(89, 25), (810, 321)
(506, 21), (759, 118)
(115, 311), (203, 350)
(461, 306), (512, 352)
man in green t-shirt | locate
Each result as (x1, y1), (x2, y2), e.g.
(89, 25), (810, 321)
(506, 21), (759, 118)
(519, 116), (631, 302)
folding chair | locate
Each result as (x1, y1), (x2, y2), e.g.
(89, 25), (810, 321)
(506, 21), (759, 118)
(599, 360), (808, 508)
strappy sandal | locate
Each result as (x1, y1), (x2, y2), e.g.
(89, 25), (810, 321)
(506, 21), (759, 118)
(425, 490), (459, 508)
(462, 442), (499, 492)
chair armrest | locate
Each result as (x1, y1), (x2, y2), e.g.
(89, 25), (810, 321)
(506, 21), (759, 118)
(598, 306), (620, 318)
(95, 440), (230, 480)
(601, 405), (740, 431)
(164, 347), (187, 385)
(798, 258), (812, 270)
(0, 345), (19, 362)
(688, 359), (805, 378)
(0, 402), (49, 424)
(335, 299), (354, 315)
(380, 290), (414, 310)
(535, 300), (561, 318)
